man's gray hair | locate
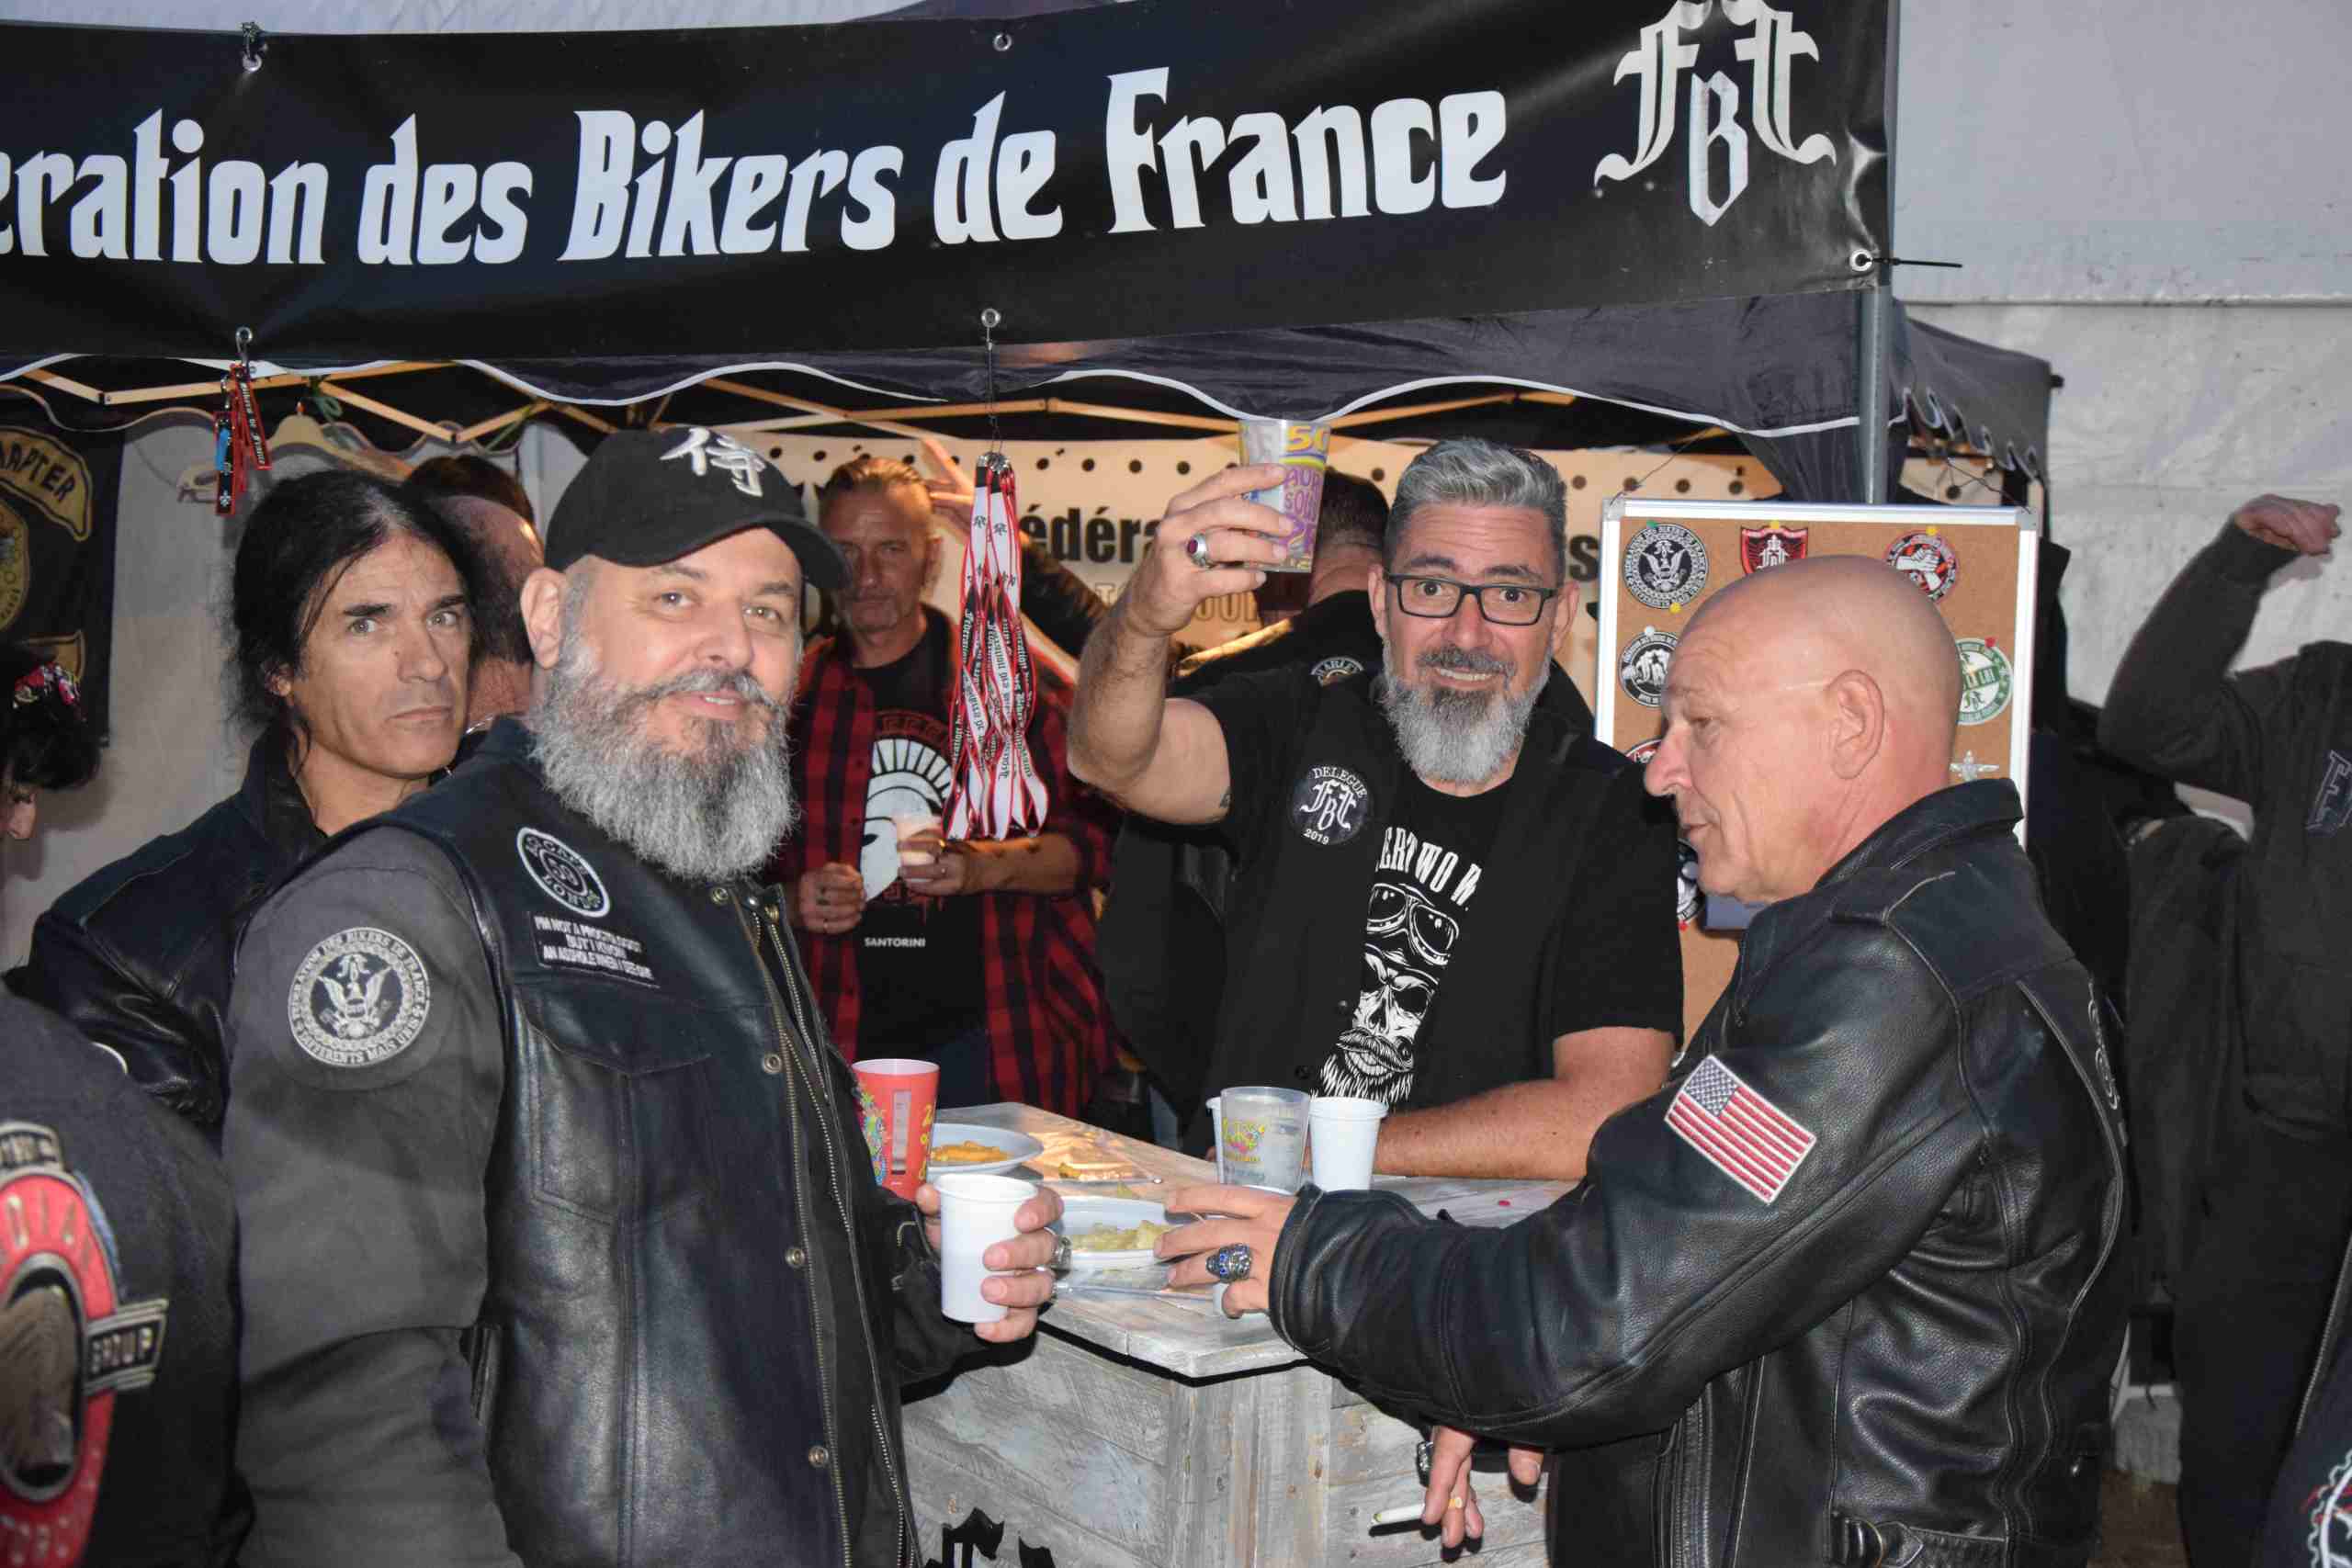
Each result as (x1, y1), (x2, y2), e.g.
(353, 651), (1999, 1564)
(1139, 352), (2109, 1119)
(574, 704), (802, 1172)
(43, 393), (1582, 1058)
(1388, 438), (1568, 579)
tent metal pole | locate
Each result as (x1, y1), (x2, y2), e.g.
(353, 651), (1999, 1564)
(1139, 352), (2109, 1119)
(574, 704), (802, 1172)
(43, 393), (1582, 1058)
(1855, 284), (1893, 502)
(1856, 0), (1900, 502)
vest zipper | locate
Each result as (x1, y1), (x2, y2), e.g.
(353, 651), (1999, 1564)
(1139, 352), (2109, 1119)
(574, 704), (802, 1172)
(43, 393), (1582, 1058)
(733, 898), (854, 1568)
(751, 897), (915, 1568)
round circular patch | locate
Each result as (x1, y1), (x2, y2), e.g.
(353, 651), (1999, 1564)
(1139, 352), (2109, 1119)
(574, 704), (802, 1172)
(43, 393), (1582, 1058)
(1624, 737), (1662, 765)
(1623, 523), (1710, 611)
(1619, 627), (1678, 708)
(1309, 655), (1365, 687)
(1886, 531), (1960, 600)
(1675, 839), (1703, 929)
(1291, 763), (1372, 847)
(288, 928), (433, 1070)
(1955, 637), (2014, 728)
(517, 827), (609, 918)
(0, 513), (28, 632)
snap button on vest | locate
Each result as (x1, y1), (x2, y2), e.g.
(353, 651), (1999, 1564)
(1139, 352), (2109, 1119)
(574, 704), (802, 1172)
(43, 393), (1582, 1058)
(709, 886), (732, 904)
(808, 1444), (830, 1470)
(786, 1246), (808, 1269)
(762, 1053), (785, 1075)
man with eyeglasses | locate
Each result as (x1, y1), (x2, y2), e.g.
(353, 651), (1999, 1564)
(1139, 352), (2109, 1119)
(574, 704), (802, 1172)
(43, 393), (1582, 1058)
(1071, 438), (1680, 1181)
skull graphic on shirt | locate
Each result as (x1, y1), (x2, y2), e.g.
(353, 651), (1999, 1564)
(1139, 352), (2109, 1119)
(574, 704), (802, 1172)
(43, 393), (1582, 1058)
(1325, 881), (1462, 1104)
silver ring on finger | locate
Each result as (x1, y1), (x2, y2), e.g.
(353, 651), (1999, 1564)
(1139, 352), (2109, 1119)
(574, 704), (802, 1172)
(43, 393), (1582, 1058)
(1185, 531), (1214, 569)
(1050, 1234), (1073, 1274)
(1205, 1243), (1254, 1282)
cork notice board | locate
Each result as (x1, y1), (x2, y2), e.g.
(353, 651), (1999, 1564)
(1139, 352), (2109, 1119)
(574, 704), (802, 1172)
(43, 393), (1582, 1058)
(1595, 500), (2040, 1040)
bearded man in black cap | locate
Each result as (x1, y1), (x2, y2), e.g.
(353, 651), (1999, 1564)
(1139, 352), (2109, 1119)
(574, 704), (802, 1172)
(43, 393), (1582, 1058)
(222, 428), (1064, 1568)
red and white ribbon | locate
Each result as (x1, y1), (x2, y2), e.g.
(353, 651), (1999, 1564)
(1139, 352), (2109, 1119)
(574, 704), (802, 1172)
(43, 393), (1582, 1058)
(944, 455), (1048, 840)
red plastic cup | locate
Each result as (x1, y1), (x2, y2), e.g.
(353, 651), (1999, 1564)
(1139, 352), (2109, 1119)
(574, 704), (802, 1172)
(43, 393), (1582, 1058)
(851, 1058), (940, 1199)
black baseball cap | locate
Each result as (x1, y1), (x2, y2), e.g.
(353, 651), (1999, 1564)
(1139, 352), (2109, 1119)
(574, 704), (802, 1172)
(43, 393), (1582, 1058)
(545, 427), (846, 591)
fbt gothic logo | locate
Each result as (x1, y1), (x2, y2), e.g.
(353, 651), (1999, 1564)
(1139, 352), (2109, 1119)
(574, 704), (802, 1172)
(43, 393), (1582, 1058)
(1594, 0), (1838, 227)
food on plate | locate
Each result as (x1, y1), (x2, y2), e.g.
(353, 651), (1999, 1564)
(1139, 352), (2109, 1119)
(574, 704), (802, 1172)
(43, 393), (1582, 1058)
(1056, 1157), (1126, 1179)
(931, 1140), (1011, 1165)
(1069, 1219), (1171, 1253)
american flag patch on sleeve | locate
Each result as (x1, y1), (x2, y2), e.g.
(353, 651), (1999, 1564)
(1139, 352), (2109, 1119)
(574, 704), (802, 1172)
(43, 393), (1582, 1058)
(1666, 1056), (1817, 1204)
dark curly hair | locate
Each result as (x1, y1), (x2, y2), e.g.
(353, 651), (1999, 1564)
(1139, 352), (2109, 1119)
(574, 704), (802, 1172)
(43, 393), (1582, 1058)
(0, 643), (99, 793)
(230, 469), (487, 746)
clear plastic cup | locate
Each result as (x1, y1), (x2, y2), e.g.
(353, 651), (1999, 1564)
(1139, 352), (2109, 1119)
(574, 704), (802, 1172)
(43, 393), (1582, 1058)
(892, 811), (943, 869)
(935, 1172), (1037, 1323)
(1218, 1085), (1310, 1192)
(1238, 417), (1333, 574)
(1204, 1094), (1225, 1183)
(1308, 1095), (1387, 1190)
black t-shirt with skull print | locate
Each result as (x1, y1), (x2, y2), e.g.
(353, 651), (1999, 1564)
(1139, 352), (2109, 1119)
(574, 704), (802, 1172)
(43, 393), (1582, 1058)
(1327, 772), (1509, 1104)
(1194, 666), (1682, 1114)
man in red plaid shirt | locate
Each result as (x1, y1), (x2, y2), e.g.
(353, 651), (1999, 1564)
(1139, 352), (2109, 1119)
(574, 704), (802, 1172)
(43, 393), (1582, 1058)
(765, 457), (1116, 1119)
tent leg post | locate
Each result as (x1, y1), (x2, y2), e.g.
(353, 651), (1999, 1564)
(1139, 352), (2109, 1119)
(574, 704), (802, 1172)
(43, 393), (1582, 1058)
(1854, 281), (1894, 502)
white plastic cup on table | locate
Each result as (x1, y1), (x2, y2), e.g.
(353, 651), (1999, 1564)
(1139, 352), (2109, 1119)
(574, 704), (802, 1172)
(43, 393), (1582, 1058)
(1204, 1095), (1225, 1182)
(1218, 1085), (1310, 1192)
(1308, 1096), (1387, 1191)
(934, 1172), (1038, 1323)
(1237, 417), (1333, 574)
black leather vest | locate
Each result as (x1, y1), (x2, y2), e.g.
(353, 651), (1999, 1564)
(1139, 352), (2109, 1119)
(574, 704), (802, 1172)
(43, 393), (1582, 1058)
(355, 723), (915, 1567)
(1210, 679), (1632, 1107)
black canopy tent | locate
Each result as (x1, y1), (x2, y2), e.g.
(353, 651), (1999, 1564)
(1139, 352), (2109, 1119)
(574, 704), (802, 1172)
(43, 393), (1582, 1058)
(0, 0), (2052, 498)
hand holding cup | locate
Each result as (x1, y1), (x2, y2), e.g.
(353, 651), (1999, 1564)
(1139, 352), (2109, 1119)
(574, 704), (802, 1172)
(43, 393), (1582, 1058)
(1121, 464), (1292, 641)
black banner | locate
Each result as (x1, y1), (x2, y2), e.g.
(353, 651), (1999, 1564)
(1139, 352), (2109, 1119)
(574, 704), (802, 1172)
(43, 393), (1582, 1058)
(0, 423), (119, 738)
(0, 0), (1886, 366)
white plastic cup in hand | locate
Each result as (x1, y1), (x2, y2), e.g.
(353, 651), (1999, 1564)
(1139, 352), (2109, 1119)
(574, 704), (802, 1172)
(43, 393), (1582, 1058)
(936, 1173), (1037, 1323)
(892, 812), (943, 869)
(1309, 1096), (1388, 1190)
(1219, 1085), (1310, 1192)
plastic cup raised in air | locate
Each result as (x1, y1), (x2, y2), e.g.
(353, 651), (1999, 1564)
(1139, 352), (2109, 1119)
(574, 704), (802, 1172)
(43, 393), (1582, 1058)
(1238, 417), (1333, 575)
(1218, 1085), (1310, 1193)
(935, 1172), (1038, 1323)
(1308, 1095), (1387, 1191)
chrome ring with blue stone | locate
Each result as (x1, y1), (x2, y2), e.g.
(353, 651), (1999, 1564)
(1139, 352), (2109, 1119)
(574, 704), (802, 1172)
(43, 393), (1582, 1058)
(1205, 1243), (1255, 1283)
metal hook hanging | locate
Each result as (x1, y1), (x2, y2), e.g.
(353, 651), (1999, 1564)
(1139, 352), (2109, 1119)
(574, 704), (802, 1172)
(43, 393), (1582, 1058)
(240, 21), (267, 73)
(978, 307), (1003, 461)
(233, 325), (254, 365)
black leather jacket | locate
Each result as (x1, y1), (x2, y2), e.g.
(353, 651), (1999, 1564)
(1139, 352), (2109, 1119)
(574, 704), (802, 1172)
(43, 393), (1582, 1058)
(225, 721), (965, 1568)
(16, 735), (322, 1138)
(1271, 783), (2130, 1568)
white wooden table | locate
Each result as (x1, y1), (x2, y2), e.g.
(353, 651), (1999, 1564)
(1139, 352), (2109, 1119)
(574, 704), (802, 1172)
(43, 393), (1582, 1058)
(901, 1103), (1567, 1568)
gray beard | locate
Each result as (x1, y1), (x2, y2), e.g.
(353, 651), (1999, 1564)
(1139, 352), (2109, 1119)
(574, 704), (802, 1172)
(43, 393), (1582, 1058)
(528, 627), (798, 885)
(1374, 648), (1545, 786)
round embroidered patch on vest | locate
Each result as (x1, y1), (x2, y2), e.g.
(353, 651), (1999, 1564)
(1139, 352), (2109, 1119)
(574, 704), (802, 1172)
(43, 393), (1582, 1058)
(1675, 839), (1703, 929)
(288, 928), (432, 1069)
(517, 827), (609, 918)
(1309, 655), (1365, 686)
(1619, 627), (1678, 708)
(1954, 637), (2014, 727)
(1623, 522), (1709, 610)
(1291, 764), (1372, 847)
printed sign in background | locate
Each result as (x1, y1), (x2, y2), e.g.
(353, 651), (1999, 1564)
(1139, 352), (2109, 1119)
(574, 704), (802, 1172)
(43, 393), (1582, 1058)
(1599, 498), (2036, 1040)
(0, 0), (1887, 375)
(0, 425), (119, 737)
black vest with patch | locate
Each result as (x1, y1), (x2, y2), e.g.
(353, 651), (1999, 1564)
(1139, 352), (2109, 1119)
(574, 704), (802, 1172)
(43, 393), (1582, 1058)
(348, 721), (917, 1568)
(1210, 678), (1634, 1108)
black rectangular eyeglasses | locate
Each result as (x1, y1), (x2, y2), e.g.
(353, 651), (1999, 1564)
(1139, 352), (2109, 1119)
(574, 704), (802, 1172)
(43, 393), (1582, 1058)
(1384, 572), (1561, 626)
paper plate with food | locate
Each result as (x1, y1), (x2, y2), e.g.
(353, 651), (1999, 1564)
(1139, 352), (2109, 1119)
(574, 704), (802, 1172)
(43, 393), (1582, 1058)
(925, 1124), (1046, 1179)
(1052, 1197), (1173, 1269)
